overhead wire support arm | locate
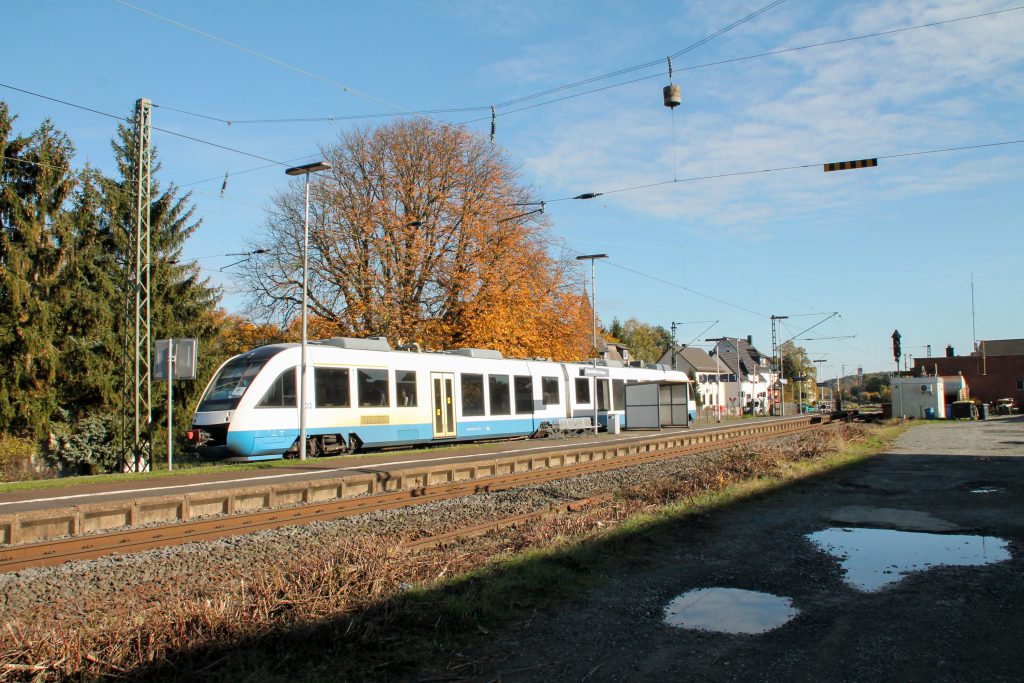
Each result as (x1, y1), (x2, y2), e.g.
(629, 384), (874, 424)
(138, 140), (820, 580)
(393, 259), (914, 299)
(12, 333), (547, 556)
(497, 205), (545, 223)
(781, 312), (840, 346)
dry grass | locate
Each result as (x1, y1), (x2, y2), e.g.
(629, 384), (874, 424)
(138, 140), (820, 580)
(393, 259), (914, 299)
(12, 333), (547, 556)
(0, 422), (885, 681)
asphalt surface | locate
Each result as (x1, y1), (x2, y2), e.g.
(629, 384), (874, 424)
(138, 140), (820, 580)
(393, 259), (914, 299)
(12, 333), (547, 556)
(468, 416), (1024, 682)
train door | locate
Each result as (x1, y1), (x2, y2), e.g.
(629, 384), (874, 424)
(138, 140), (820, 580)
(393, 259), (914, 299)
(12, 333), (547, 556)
(430, 372), (457, 438)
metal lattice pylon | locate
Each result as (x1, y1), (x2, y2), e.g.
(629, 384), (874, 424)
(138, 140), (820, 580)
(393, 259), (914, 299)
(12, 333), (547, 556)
(122, 98), (152, 472)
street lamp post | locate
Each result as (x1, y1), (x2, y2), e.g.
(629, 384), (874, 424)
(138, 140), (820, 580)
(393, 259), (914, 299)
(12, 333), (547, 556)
(285, 160), (332, 461)
(576, 254), (608, 435)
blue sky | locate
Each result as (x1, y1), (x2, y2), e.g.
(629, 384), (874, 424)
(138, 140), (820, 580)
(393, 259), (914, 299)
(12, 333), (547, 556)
(3, 0), (1022, 377)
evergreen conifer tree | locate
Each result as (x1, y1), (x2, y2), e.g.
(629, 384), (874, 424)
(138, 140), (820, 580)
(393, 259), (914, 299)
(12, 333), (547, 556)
(56, 167), (121, 414)
(0, 103), (76, 437)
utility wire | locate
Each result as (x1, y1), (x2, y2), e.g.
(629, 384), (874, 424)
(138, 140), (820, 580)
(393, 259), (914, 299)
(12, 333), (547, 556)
(150, 0), (790, 127)
(542, 138), (1024, 203)
(460, 5), (1024, 125)
(151, 6), (1024, 128)
(0, 82), (290, 166)
(492, 0), (788, 109)
(113, 0), (416, 116)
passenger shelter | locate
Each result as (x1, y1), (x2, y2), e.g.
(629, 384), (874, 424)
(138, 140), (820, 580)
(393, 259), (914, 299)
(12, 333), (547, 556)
(623, 380), (690, 430)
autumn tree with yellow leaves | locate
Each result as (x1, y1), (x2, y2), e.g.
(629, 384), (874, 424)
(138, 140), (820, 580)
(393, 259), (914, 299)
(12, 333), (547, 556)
(239, 119), (591, 361)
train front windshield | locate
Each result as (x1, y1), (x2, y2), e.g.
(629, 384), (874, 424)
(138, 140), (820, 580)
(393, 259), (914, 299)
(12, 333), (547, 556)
(197, 357), (268, 412)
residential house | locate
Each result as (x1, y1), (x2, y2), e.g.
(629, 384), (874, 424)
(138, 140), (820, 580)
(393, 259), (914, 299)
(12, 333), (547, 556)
(659, 345), (726, 414)
(709, 336), (774, 415)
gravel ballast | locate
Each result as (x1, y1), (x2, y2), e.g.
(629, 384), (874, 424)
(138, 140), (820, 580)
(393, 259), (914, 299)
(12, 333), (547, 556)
(0, 432), (758, 618)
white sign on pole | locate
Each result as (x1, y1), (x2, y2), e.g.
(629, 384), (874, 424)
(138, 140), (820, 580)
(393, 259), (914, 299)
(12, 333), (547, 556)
(153, 338), (198, 472)
(580, 367), (610, 378)
(153, 338), (198, 380)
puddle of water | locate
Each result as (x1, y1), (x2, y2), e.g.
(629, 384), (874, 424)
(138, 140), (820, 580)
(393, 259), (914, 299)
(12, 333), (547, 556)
(662, 587), (798, 634)
(807, 527), (1011, 592)
(970, 487), (1002, 494)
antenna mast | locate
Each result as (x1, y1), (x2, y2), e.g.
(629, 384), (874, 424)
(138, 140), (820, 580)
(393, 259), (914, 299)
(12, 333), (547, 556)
(971, 273), (977, 352)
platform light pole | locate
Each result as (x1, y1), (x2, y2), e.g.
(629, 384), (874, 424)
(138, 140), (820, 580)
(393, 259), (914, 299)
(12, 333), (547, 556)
(285, 160), (332, 460)
(576, 254), (608, 434)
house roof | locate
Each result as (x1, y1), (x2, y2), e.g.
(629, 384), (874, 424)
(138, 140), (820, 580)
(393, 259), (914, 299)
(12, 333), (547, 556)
(711, 337), (771, 378)
(659, 346), (719, 372)
(975, 339), (1024, 356)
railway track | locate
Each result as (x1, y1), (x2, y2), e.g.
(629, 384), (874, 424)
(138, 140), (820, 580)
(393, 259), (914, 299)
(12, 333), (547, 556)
(0, 417), (827, 573)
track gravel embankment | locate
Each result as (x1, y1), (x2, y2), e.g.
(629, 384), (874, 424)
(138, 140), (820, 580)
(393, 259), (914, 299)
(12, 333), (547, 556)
(0, 435), (744, 617)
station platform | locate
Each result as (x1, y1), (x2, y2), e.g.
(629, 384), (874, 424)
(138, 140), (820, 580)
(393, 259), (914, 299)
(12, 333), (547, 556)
(0, 417), (805, 546)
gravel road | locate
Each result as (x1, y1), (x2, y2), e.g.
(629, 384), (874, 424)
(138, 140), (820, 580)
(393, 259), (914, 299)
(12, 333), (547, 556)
(463, 416), (1024, 682)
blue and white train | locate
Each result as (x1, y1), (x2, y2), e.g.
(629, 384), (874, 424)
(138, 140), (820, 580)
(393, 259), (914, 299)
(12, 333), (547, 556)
(186, 336), (691, 462)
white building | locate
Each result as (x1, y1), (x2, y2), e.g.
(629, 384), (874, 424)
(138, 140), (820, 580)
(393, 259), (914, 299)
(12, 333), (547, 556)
(891, 376), (946, 418)
(709, 337), (775, 415)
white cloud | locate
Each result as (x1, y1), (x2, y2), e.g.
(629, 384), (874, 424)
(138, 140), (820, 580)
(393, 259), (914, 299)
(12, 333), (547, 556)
(511, 0), (1023, 231)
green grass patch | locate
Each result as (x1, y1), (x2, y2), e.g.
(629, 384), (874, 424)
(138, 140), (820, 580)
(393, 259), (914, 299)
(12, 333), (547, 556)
(0, 440), (492, 494)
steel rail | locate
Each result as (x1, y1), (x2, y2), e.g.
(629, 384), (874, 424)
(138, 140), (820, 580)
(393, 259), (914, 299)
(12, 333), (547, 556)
(0, 417), (825, 572)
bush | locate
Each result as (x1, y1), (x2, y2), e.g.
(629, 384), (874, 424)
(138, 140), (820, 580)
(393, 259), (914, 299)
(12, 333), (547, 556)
(0, 434), (42, 482)
(46, 410), (122, 474)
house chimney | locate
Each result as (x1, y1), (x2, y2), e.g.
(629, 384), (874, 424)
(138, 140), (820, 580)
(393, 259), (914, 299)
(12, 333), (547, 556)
(747, 335), (753, 345)
(945, 345), (954, 358)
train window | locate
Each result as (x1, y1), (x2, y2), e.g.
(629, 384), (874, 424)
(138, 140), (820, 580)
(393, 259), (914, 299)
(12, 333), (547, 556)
(514, 375), (533, 414)
(258, 369), (297, 408)
(489, 375), (511, 415)
(357, 368), (390, 407)
(597, 379), (610, 411)
(461, 374), (485, 416)
(575, 377), (590, 404)
(613, 379), (625, 410)
(315, 367), (350, 408)
(396, 371), (417, 407)
(197, 357), (267, 412)
(542, 376), (560, 405)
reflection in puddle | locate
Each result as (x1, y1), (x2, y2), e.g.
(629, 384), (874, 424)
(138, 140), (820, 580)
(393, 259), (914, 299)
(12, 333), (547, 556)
(808, 527), (1011, 592)
(971, 487), (1002, 494)
(663, 588), (798, 634)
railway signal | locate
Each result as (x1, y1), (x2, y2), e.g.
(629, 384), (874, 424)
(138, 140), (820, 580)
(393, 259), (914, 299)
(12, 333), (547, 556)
(824, 158), (877, 172)
(892, 330), (901, 365)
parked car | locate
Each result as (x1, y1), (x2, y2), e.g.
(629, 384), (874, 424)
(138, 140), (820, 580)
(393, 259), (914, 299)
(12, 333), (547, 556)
(995, 398), (1015, 415)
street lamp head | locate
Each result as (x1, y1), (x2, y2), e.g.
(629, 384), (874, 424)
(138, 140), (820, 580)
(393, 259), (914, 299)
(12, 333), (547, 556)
(285, 161), (332, 176)
(575, 253), (608, 261)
